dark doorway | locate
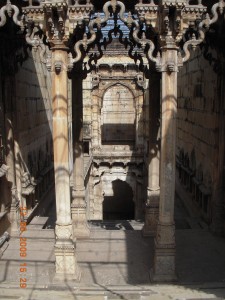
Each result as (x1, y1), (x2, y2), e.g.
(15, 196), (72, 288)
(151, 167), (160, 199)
(103, 179), (135, 220)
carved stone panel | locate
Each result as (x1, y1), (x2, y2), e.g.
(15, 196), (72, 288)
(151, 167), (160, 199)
(101, 84), (135, 144)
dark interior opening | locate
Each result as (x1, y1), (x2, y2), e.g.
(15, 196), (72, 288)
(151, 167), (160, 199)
(83, 141), (90, 155)
(103, 179), (135, 220)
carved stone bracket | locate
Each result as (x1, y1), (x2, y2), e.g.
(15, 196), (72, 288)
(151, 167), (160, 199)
(0, 0), (24, 28)
(1, 0), (224, 73)
(135, 73), (145, 89)
(69, 1), (112, 69)
(21, 171), (36, 196)
(123, 0), (224, 71)
(21, 0), (93, 71)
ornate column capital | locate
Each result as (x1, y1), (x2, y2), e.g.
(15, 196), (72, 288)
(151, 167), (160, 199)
(22, 0), (93, 71)
(133, 0), (225, 70)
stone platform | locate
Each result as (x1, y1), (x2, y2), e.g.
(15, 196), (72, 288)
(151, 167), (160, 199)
(0, 218), (225, 299)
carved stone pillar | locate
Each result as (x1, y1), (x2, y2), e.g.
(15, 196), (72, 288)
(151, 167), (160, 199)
(136, 93), (144, 148)
(4, 77), (20, 233)
(71, 144), (90, 238)
(52, 46), (80, 279)
(143, 74), (160, 236)
(151, 46), (178, 282)
(92, 93), (100, 150)
(71, 77), (90, 238)
(6, 119), (20, 233)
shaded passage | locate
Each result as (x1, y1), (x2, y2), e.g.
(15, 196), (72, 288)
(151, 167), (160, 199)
(103, 179), (135, 220)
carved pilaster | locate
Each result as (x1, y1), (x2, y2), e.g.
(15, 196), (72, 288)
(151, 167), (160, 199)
(71, 75), (90, 238)
(91, 93), (101, 150)
(9, 187), (20, 233)
(143, 188), (160, 236)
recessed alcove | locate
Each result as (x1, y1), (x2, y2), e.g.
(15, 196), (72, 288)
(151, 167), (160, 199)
(103, 179), (135, 220)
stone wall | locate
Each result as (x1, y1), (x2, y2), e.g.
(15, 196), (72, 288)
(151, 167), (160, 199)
(177, 47), (225, 232)
(82, 56), (148, 221)
(14, 50), (53, 219)
(0, 48), (53, 234)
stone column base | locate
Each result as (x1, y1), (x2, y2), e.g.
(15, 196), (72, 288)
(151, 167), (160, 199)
(150, 245), (177, 282)
(142, 189), (159, 237)
(55, 242), (81, 280)
(55, 223), (81, 280)
(142, 207), (159, 237)
(72, 207), (90, 239)
(72, 189), (90, 239)
(10, 200), (20, 234)
(150, 222), (177, 282)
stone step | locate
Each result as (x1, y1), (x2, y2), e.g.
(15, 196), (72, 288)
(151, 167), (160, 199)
(89, 220), (144, 231)
(21, 228), (55, 239)
(0, 284), (224, 300)
(28, 216), (49, 230)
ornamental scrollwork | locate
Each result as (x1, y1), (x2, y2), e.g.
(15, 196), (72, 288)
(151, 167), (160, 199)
(0, 0), (25, 29)
(0, 0), (225, 72)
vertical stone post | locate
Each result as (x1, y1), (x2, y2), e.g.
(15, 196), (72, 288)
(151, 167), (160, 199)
(52, 46), (80, 279)
(71, 76), (90, 238)
(92, 93), (100, 150)
(72, 143), (90, 238)
(137, 93), (144, 148)
(3, 77), (20, 233)
(6, 118), (20, 233)
(151, 45), (178, 282)
(143, 74), (160, 236)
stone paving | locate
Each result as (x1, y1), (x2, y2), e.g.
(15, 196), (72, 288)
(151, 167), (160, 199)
(0, 218), (225, 299)
(1, 198), (225, 299)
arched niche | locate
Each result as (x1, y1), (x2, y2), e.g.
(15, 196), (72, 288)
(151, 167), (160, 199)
(103, 179), (135, 220)
(101, 84), (135, 145)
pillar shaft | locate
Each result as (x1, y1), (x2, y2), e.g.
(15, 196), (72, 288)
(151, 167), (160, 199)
(6, 117), (19, 232)
(151, 47), (178, 282)
(3, 76), (20, 233)
(92, 94), (100, 149)
(52, 48), (80, 279)
(143, 74), (160, 236)
(52, 49), (71, 226)
(71, 77), (90, 238)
